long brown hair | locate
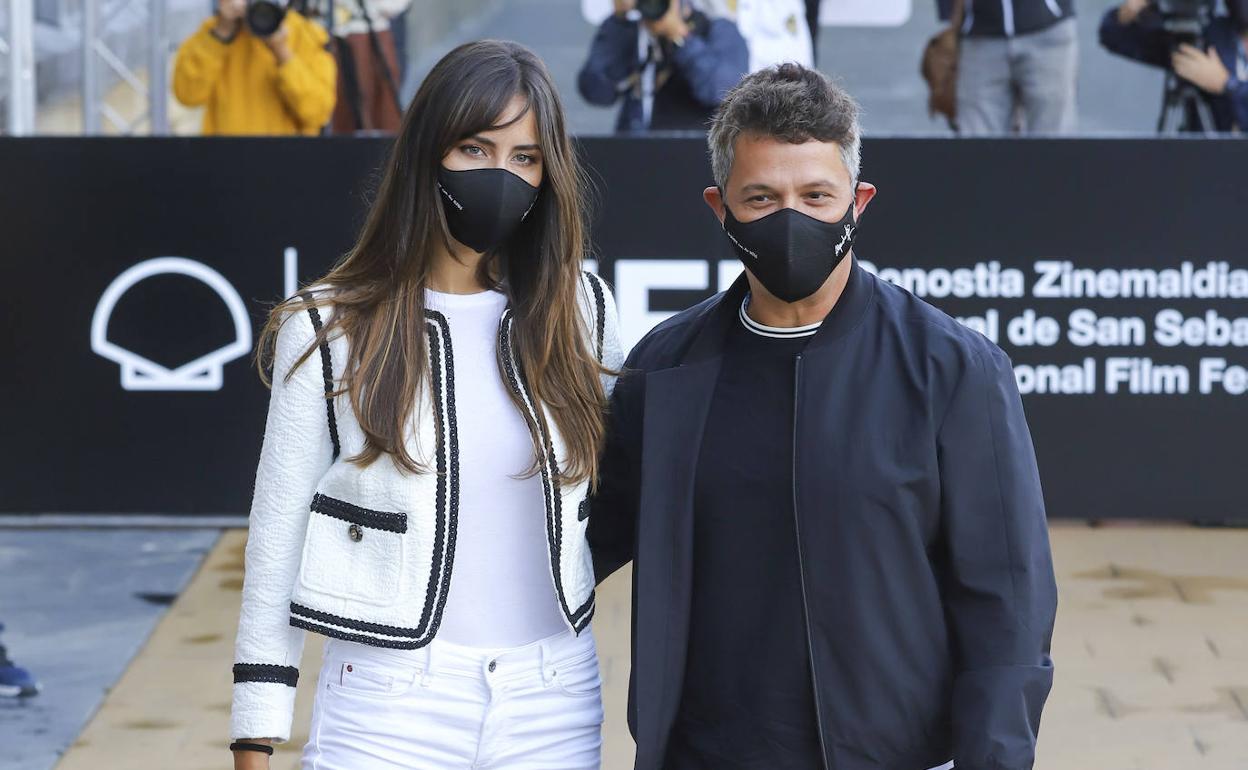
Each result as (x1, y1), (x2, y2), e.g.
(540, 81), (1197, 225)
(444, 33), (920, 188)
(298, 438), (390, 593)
(254, 40), (608, 486)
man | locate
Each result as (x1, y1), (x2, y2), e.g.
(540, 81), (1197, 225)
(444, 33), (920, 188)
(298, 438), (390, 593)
(173, 0), (336, 135)
(590, 63), (1057, 770)
(1100, 0), (1248, 132)
(951, 0), (1079, 135)
(578, 0), (748, 132)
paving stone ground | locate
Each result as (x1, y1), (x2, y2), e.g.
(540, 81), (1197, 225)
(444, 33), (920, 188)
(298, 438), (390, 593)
(26, 522), (1248, 770)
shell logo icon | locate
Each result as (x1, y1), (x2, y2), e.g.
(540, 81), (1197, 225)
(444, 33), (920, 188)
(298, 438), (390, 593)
(91, 257), (253, 391)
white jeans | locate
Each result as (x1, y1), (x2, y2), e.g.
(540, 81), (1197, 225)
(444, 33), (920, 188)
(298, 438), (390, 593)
(301, 628), (604, 770)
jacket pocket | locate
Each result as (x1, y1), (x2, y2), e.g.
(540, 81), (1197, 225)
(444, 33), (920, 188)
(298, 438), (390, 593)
(296, 493), (407, 607)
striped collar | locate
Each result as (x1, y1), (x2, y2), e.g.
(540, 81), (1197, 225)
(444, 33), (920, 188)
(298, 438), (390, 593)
(739, 294), (822, 339)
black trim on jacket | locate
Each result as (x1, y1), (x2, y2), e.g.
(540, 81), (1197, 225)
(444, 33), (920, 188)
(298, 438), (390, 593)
(310, 493), (407, 533)
(233, 663), (299, 687)
(298, 291), (341, 461)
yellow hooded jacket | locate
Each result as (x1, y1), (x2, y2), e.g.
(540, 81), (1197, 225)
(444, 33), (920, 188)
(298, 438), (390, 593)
(173, 12), (336, 136)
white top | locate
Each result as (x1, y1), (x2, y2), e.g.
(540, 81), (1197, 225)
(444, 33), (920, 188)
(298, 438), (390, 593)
(410, 287), (569, 649)
(324, 287), (566, 656)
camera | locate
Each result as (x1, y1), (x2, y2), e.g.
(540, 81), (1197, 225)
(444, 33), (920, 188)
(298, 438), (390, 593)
(1153, 0), (1214, 50)
(246, 0), (288, 37)
(636, 0), (670, 21)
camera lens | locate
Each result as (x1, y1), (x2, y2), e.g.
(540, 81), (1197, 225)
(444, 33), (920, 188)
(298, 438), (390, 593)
(636, 0), (670, 21)
(246, 0), (285, 37)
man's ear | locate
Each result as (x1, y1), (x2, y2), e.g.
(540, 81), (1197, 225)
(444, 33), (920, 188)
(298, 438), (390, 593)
(703, 186), (726, 224)
(853, 182), (878, 219)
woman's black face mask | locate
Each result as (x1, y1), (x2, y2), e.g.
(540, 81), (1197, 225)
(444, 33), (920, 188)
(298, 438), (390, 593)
(437, 166), (540, 253)
(721, 189), (859, 304)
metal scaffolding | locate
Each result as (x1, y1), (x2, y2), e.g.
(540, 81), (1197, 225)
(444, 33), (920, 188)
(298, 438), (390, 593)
(4, 0), (38, 135)
(82, 0), (170, 135)
(2, 0), (170, 136)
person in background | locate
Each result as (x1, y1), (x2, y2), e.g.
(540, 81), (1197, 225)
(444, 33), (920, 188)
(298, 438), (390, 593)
(301, 0), (409, 133)
(578, 0), (749, 132)
(0, 623), (40, 698)
(951, 0), (1079, 135)
(173, 0), (336, 136)
(1100, 0), (1248, 132)
(387, 1), (412, 86)
(804, 0), (820, 54)
(698, 0), (815, 70)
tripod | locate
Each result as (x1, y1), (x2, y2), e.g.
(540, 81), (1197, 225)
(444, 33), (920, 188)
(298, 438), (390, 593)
(1157, 69), (1219, 134)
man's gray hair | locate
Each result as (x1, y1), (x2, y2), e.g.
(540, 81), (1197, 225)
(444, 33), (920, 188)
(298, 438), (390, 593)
(708, 63), (862, 190)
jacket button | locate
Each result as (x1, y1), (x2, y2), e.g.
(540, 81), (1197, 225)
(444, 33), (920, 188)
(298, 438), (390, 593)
(348, 524), (363, 542)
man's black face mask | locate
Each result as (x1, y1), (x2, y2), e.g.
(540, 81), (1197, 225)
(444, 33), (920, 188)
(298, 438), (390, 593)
(437, 166), (540, 254)
(721, 189), (859, 304)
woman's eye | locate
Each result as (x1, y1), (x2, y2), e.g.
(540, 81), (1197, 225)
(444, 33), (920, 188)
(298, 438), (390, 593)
(461, 144), (484, 157)
(514, 153), (534, 165)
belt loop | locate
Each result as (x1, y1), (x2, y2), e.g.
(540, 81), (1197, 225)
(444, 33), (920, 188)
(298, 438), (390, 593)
(540, 639), (556, 687)
(420, 643), (435, 687)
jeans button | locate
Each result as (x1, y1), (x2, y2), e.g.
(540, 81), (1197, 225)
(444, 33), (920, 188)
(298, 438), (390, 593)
(348, 524), (363, 542)
(488, 660), (497, 673)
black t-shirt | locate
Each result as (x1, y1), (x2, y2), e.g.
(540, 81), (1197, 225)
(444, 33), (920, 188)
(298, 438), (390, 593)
(666, 305), (823, 769)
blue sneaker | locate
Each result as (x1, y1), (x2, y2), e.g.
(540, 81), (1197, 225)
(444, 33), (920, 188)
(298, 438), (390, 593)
(0, 626), (41, 698)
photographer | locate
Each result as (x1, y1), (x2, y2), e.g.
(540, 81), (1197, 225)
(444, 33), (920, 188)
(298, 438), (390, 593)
(578, 0), (749, 132)
(1100, 0), (1248, 131)
(173, 0), (336, 136)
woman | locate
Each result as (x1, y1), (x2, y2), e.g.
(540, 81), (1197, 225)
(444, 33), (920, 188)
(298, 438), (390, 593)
(228, 40), (623, 770)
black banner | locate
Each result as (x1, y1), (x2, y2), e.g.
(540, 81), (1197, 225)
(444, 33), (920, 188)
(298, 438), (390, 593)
(3, 137), (1246, 520)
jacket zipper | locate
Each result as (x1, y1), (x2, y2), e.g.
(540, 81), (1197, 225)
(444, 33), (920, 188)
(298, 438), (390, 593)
(792, 354), (830, 769)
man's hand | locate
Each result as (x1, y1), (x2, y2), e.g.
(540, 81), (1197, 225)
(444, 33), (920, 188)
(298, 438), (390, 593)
(644, 1), (690, 44)
(1173, 44), (1231, 94)
(214, 0), (245, 39)
(1118, 0), (1150, 25)
(232, 739), (273, 770)
(262, 23), (294, 65)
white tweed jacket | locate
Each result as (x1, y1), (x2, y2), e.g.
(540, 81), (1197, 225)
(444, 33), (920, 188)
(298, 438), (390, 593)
(230, 272), (623, 742)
